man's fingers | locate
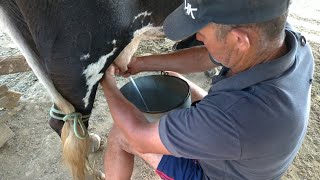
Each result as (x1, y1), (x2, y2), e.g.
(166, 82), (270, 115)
(116, 70), (130, 78)
(115, 67), (120, 75)
(122, 72), (131, 78)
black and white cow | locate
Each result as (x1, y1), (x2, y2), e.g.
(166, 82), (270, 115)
(0, 0), (182, 179)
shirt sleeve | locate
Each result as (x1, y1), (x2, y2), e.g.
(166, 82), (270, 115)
(159, 96), (241, 160)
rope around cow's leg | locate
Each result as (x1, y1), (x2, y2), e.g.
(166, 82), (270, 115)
(50, 105), (101, 152)
(50, 105), (91, 139)
(63, 113), (88, 139)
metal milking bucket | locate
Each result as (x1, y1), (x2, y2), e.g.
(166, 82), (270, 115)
(120, 73), (191, 122)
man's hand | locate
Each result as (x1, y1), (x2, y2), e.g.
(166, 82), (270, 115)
(106, 56), (143, 78)
(105, 63), (120, 77)
(125, 56), (141, 76)
(100, 64), (119, 88)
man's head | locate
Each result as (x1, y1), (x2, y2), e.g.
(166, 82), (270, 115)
(164, 0), (290, 41)
(164, 0), (290, 73)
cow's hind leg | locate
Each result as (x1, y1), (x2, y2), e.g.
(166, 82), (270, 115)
(49, 119), (65, 136)
(0, 1), (75, 114)
(0, 3), (96, 180)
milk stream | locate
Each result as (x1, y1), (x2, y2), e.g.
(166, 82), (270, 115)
(129, 77), (150, 111)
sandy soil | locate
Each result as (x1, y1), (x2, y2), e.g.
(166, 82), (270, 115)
(0, 1), (319, 180)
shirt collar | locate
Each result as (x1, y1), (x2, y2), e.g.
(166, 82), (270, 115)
(211, 30), (298, 92)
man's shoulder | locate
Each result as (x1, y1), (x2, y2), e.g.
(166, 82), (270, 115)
(204, 89), (253, 112)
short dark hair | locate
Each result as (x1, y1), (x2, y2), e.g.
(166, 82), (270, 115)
(215, 11), (288, 43)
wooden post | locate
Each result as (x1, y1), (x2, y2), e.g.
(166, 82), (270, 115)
(0, 124), (15, 148)
(0, 106), (23, 148)
(0, 90), (22, 109)
(0, 55), (29, 147)
(0, 85), (8, 96)
(0, 55), (31, 75)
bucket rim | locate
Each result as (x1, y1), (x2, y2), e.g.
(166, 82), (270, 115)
(121, 74), (191, 114)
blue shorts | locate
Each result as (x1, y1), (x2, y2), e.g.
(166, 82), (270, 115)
(156, 155), (203, 180)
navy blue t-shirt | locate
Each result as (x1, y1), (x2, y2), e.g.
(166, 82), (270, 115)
(159, 24), (314, 180)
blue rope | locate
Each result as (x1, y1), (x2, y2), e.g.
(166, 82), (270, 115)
(63, 113), (88, 140)
(49, 106), (89, 140)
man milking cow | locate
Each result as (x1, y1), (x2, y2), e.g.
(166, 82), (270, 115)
(101, 0), (314, 179)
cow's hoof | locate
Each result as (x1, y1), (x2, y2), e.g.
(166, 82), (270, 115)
(95, 170), (105, 180)
(89, 133), (101, 153)
(85, 170), (105, 180)
(85, 157), (105, 180)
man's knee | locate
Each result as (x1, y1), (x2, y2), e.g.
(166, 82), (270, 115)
(107, 125), (163, 170)
(107, 125), (136, 154)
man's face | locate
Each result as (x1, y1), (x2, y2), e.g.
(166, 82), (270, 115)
(196, 23), (235, 68)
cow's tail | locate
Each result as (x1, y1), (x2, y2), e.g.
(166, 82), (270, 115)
(61, 121), (89, 180)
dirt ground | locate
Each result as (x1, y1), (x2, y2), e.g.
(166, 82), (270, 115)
(0, 1), (319, 180)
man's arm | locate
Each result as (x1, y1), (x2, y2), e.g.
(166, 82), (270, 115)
(101, 71), (171, 155)
(128, 46), (218, 75)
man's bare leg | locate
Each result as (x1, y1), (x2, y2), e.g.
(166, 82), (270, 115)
(104, 126), (135, 179)
(104, 125), (163, 179)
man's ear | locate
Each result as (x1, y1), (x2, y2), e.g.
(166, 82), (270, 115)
(229, 28), (251, 51)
